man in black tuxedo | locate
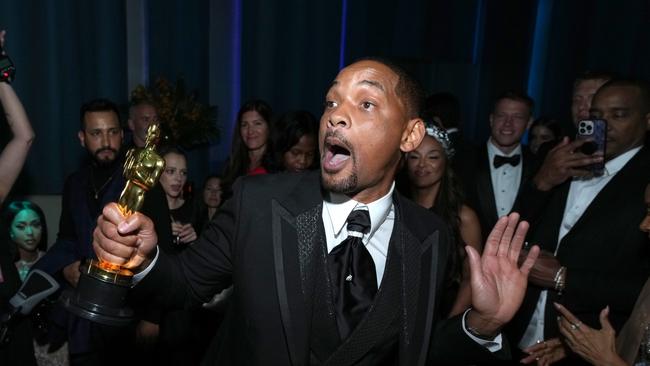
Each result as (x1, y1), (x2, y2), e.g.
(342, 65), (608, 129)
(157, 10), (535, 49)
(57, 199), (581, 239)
(512, 79), (650, 365)
(457, 91), (536, 240)
(92, 58), (539, 365)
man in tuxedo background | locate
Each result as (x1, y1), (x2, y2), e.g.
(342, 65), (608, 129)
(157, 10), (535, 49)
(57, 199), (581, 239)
(457, 91), (536, 240)
(512, 78), (650, 365)
(91, 58), (539, 365)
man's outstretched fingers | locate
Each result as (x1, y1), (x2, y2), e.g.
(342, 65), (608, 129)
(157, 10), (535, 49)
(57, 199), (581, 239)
(508, 219), (529, 262)
(497, 213), (520, 257)
(484, 216), (509, 257)
(519, 245), (539, 276)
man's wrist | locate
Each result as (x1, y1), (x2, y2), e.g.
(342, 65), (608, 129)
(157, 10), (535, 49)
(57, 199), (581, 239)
(532, 175), (553, 191)
(465, 308), (501, 339)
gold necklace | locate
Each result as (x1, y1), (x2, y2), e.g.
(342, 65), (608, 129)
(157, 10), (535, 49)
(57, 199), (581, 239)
(90, 168), (114, 200)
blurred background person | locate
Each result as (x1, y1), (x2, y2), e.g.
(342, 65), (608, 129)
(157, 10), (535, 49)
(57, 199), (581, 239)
(399, 123), (482, 317)
(222, 99), (276, 194)
(158, 146), (198, 248)
(195, 175), (223, 234)
(528, 117), (563, 156)
(273, 110), (319, 173)
(0, 200), (68, 366)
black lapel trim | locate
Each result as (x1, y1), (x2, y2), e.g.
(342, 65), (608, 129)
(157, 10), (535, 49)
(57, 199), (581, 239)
(477, 148), (498, 225)
(415, 231), (439, 366)
(272, 199), (301, 366)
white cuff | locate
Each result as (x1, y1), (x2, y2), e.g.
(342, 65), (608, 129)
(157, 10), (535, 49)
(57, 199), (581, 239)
(461, 308), (503, 352)
(131, 246), (159, 286)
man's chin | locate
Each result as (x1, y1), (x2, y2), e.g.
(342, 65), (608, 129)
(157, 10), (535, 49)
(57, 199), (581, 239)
(321, 171), (358, 194)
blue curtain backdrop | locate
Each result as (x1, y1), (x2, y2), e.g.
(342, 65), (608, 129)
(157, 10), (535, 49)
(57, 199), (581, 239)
(1, 0), (649, 195)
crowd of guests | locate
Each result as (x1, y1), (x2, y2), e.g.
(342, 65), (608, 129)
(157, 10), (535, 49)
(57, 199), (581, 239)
(0, 29), (649, 366)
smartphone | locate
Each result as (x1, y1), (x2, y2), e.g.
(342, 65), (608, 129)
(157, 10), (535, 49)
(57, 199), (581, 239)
(575, 119), (607, 175)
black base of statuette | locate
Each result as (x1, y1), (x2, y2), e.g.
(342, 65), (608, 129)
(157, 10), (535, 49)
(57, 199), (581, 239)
(60, 260), (134, 326)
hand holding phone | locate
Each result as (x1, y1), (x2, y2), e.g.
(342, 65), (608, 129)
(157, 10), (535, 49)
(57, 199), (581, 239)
(575, 119), (607, 176)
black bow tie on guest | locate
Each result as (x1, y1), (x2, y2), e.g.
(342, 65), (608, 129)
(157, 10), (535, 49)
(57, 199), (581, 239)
(328, 209), (376, 340)
(493, 154), (521, 168)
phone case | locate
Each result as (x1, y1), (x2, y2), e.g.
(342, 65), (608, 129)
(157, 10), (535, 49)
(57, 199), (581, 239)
(576, 119), (607, 175)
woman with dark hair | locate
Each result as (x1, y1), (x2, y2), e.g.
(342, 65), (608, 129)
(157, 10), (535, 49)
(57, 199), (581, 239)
(400, 124), (482, 317)
(222, 100), (276, 186)
(1, 200), (48, 280)
(274, 110), (319, 172)
(158, 146), (198, 247)
(193, 175), (223, 235)
(528, 117), (563, 155)
(0, 200), (67, 366)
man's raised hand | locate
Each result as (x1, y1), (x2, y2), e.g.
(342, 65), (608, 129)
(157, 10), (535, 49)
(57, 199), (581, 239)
(92, 202), (158, 271)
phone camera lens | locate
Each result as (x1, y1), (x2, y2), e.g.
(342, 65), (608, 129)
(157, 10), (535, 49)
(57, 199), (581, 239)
(580, 141), (597, 155)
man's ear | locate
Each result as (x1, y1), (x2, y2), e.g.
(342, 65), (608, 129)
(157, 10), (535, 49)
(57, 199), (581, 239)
(645, 111), (650, 131)
(489, 113), (494, 128)
(77, 130), (86, 147)
(527, 116), (533, 130)
(400, 118), (425, 153)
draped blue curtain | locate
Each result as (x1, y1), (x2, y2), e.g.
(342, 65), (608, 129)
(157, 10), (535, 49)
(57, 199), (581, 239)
(0, 0), (126, 195)
(2, 0), (650, 194)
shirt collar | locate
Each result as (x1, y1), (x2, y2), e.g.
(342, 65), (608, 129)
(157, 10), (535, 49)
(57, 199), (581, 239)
(604, 146), (642, 176)
(487, 138), (522, 158)
(324, 182), (395, 240)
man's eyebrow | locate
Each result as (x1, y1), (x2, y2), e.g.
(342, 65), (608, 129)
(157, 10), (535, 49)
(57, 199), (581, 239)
(358, 79), (385, 92)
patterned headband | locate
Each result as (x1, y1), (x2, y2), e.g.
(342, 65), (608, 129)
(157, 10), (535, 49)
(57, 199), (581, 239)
(425, 124), (455, 158)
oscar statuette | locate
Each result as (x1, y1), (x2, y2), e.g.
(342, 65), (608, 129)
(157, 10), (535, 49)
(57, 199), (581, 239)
(61, 124), (165, 326)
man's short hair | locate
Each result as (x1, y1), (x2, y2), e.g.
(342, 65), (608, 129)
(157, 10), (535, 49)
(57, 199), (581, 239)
(493, 90), (534, 116)
(354, 57), (425, 120)
(422, 92), (461, 129)
(597, 78), (650, 114)
(80, 98), (121, 131)
(573, 70), (617, 89)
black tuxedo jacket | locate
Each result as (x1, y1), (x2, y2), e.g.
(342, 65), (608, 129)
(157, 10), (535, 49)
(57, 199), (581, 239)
(456, 144), (535, 240)
(139, 171), (505, 365)
(508, 147), (650, 363)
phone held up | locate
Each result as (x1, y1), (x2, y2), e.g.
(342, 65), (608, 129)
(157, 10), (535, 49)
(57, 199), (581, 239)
(575, 119), (607, 176)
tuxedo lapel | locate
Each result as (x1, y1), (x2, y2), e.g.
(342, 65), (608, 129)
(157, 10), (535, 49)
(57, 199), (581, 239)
(476, 148), (498, 225)
(270, 171), (324, 366)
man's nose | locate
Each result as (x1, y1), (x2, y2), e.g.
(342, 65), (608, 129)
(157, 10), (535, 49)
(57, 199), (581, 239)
(101, 133), (110, 147)
(328, 107), (350, 129)
(639, 216), (650, 233)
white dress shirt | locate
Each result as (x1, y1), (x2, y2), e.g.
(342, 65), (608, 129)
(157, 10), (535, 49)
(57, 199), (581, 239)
(519, 146), (642, 348)
(487, 140), (523, 217)
(323, 182), (502, 351)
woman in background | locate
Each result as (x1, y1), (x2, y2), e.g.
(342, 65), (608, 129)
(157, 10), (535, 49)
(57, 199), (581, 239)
(195, 175), (223, 234)
(0, 200), (67, 366)
(273, 110), (319, 173)
(222, 100), (276, 191)
(528, 117), (563, 156)
(158, 146), (198, 247)
(400, 123), (482, 317)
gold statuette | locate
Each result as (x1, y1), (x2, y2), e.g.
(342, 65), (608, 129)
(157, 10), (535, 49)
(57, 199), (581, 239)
(94, 124), (165, 276)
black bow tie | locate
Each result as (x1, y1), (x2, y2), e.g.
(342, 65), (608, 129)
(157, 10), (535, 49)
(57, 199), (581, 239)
(493, 154), (521, 168)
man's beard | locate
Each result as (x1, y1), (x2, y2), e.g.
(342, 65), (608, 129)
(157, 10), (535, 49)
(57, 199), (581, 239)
(92, 147), (118, 166)
(321, 163), (359, 194)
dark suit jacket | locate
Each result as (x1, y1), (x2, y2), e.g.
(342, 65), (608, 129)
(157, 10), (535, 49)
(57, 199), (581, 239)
(508, 147), (650, 364)
(456, 144), (535, 240)
(138, 171), (506, 365)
